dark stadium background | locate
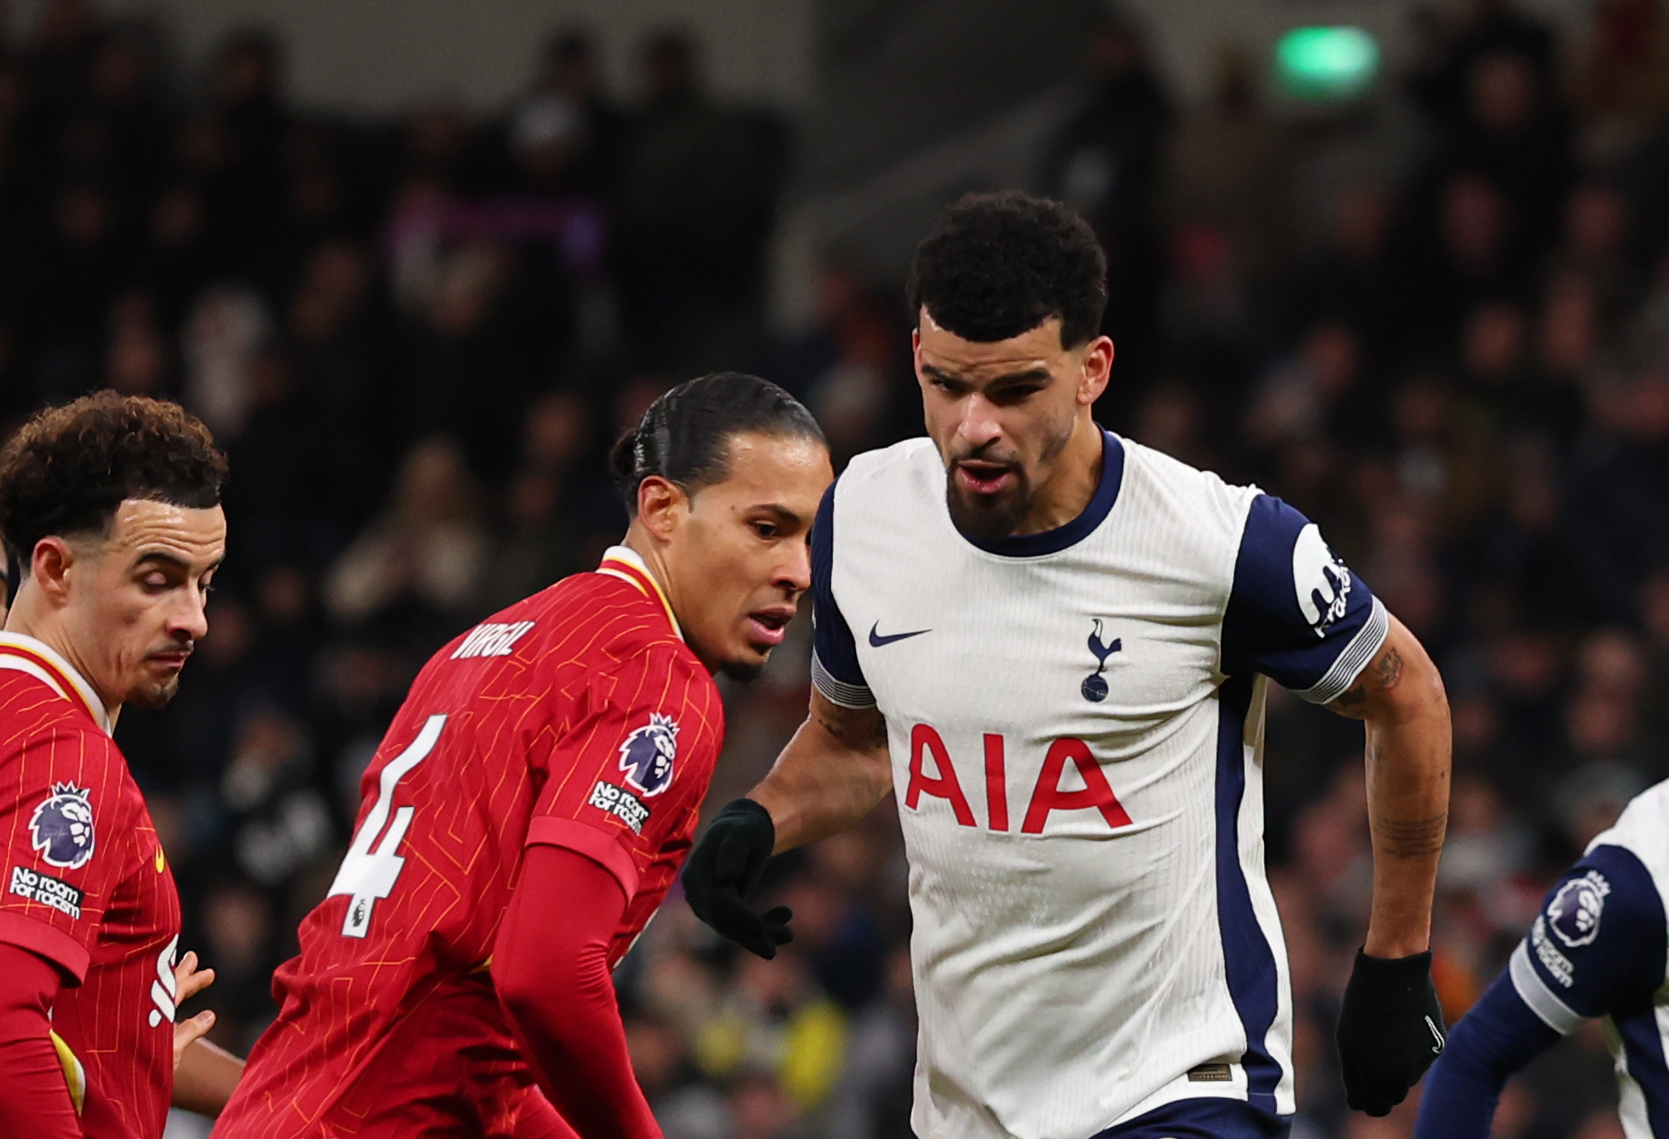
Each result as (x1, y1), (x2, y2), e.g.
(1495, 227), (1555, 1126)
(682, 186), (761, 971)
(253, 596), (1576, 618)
(1, 0), (1667, 1135)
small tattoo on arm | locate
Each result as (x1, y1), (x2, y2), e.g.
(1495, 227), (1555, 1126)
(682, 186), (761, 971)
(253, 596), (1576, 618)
(818, 709), (888, 752)
(1373, 812), (1447, 859)
(1373, 647), (1404, 692)
(1329, 646), (1405, 716)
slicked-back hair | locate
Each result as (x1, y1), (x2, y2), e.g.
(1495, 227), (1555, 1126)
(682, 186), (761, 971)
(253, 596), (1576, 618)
(907, 191), (1109, 349)
(0, 392), (228, 567)
(609, 373), (824, 512)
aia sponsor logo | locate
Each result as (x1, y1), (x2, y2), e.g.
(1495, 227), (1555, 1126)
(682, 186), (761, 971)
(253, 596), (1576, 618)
(905, 725), (1132, 834)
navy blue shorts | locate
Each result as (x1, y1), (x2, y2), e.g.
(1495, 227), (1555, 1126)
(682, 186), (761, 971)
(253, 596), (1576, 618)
(1088, 1098), (1291, 1139)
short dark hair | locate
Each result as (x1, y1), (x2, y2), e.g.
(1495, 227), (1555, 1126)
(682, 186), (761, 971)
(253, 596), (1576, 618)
(0, 392), (228, 566)
(609, 373), (824, 511)
(907, 191), (1109, 348)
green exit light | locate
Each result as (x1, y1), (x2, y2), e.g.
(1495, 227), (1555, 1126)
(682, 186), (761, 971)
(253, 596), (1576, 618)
(1275, 26), (1381, 101)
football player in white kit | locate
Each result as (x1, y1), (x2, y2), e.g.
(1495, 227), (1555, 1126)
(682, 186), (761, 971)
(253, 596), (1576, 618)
(684, 193), (1455, 1138)
(1414, 777), (1669, 1139)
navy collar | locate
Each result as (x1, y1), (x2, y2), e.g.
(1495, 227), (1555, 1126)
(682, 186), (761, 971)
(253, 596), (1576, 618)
(958, 430), (1125, 558)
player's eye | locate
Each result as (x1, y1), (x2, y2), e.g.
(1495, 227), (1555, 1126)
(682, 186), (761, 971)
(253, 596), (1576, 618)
(751, 521), (778, 539)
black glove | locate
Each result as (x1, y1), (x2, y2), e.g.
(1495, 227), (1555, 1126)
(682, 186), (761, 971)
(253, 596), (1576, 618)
(1336, 948), (1447, 1116)
(682, 798), (793, 959)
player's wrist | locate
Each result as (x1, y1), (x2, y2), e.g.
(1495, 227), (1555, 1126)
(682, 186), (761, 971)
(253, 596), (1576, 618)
(1362, 927), (1431, 960)
(733, 794), (783, 852)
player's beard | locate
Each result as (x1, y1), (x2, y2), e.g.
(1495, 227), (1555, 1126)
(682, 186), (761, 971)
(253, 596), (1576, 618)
(129, 673), (182, 709)
(943, 416), (1075, 543)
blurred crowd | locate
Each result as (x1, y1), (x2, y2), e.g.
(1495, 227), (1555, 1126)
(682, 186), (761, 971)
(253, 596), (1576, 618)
(1, 0), (1667, 1136)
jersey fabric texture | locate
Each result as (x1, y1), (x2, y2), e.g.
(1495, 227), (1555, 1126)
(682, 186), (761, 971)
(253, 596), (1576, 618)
(0, 633), (182, 1139)
(213, 548), (724, 1139)
(811, 432), (1386, 1139)
(1416, 778), (1669, 1139)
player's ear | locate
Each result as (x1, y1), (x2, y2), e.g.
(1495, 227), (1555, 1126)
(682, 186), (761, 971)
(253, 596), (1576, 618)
(635, 475), (689, 541)
(29, 537), (77, 606)
(1077, 335), (1113, 406)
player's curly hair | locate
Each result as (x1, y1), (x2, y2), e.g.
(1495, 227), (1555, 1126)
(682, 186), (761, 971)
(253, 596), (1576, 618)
(609, 372), (824, 512)
(0, 392), (227, 567)
(907, 191), (1108, 349)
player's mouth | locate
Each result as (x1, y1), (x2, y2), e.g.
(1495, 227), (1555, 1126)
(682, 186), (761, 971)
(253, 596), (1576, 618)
(954, 461), (1017, 497)
(746, 606), (796, 648)
(147, 648), (192, 671)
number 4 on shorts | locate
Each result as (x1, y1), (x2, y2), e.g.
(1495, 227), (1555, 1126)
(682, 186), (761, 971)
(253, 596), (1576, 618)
(328, 714), (446, 938)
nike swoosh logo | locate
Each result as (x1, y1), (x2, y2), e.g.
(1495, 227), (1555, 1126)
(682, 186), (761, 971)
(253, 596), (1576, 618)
(868, 622), (931, 647)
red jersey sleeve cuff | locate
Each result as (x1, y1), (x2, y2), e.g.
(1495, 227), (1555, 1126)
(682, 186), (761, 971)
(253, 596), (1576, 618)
(0, 912), (90, 983)
(525, 818), (640, 899)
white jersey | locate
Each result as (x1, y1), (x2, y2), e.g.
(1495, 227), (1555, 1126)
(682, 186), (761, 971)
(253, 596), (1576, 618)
(811, 433), (1388, 1139)
(1502, 780), (1669, 1139)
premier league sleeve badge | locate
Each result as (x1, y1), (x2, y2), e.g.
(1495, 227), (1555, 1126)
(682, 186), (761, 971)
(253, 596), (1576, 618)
(29, 783), (96, 870)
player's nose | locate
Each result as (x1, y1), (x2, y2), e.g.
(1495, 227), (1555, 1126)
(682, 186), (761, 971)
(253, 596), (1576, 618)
(956, 393), (1004, 449)
(171, 588), (210, 642)
(775, 539), (813, 597)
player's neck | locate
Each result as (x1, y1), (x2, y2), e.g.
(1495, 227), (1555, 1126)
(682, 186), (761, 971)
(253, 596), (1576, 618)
(2, 582), (122, 724)
(1016, 416), (1105, 536)
(619, 529), (677, 619)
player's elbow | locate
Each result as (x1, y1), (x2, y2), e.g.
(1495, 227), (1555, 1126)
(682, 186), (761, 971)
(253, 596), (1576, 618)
(495, 940), (616, 1044)
(1368, 620), (1450, 730)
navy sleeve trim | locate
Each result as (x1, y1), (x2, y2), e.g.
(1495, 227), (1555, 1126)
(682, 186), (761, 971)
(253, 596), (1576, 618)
(1298, 597), (1388, 704)
(809, 480), (872, 707)
(1508, 941), (1580, 1034)
(811, 654), (876, 709)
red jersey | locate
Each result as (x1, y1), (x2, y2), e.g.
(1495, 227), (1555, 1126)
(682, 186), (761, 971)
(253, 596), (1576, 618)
(0, 633), (182, 1139)
(215, 548), (725, 1139)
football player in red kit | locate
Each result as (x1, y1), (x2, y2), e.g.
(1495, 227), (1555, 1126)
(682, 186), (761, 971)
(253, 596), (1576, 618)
(0, 393), (244, 1137)
(214, 373), (832, 1139)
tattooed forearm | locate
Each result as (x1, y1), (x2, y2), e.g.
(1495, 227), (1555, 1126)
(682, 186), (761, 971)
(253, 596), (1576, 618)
(1372, 811), (1448, 859)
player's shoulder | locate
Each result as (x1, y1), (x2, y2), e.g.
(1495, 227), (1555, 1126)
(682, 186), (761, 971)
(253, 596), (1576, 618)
(0, 671), (119, 761)
(450, 570), (691, 668)
(834, 437), (941, 498)
(1588, 779), (1669, 890)
(1115, 435), (1262, 537)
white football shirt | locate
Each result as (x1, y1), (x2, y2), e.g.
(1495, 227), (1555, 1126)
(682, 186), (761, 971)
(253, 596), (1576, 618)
(1499, 779), (1669, 1139)
(811, 432), (1387, 1139)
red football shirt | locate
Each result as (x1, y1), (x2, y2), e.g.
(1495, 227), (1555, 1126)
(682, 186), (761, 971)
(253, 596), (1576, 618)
(214, 549), (725, 1139)
(0, 633), (182, 1139)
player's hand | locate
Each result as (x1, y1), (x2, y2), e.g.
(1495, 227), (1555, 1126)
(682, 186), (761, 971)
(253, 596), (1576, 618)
(1336, 948), (1446, 1116)
(172, 950), (218, 1072)
(682, 798), (793, 959)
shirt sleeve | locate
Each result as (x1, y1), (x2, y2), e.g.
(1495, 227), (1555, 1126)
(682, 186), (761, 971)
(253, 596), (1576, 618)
(526, 646), (722, 899)
(809, 480), (874, 709)
(1220, 494), (1389, 703)
(1412, 968), (1562, 1139)
(1506, 843), (1667, 1034)
(0, 726), (128, 983)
